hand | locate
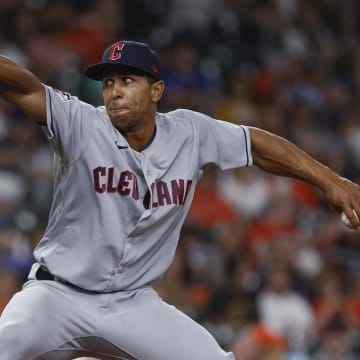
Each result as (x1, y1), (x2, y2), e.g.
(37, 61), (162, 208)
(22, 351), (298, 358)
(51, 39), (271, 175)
(323, 175), (360, 229)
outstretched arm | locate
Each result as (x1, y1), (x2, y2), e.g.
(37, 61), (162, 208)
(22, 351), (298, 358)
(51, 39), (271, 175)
(249, 127), (360, 229)
(0, 55), (46, 124)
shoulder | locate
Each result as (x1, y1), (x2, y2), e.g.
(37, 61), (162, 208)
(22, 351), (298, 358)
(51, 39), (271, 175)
(167, 108), (212, 121)
(95, 105), (108, 116)
(46, 85), (97, 108)
(159, 108), (215, 128)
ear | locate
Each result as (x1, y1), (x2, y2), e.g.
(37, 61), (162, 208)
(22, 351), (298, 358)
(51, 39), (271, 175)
(151, 81), (165, 102)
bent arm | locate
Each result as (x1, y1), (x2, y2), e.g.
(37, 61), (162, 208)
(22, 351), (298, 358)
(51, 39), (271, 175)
(249, 127), (360, 228)
(0, 55), (46, 124)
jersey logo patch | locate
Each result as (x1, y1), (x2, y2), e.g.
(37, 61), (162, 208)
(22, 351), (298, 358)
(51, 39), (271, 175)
(52, 88), (71, 102)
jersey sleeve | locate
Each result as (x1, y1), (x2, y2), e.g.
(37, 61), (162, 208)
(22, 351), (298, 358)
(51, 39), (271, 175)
(42, 85), (93, 164)
(186, 109), (253, 170)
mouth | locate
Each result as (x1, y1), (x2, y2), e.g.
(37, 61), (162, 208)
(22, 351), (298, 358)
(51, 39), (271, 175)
(108, 103), (129, 113)
(109, 107), (129, 113)
(109, 109), (130, 120)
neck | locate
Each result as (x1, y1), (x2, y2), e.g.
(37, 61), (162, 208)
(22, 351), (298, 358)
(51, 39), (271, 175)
(119, 121), (156, 152)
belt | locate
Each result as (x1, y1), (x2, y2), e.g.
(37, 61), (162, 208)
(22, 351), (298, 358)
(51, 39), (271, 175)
(36, 266), (70, 285)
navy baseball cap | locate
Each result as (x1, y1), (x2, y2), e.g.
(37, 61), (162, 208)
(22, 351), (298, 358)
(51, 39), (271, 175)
(84, 40), (163, 81)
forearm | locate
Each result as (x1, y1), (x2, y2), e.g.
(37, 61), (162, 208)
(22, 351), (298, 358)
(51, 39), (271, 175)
(0, 55), (46, 124)
(249, 127), (338, 193)
(0, 56), (40, 97)
(249, 126), (360, 228)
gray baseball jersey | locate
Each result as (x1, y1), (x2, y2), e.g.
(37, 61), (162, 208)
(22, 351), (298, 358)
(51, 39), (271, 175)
(28, 85), (252, 292)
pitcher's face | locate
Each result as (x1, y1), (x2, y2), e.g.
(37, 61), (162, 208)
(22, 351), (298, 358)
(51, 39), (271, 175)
(102, 69), (160, 132)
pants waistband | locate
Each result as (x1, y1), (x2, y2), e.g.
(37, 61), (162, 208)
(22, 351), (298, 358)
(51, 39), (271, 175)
(36, 266), (70, 286)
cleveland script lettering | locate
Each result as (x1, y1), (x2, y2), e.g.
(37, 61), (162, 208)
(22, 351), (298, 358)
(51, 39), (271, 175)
(93, 166), (192, 206)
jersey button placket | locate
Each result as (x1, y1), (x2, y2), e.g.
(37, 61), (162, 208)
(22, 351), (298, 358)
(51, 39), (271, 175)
(140, 152), (145, 173)
(140, 152), (154, 212)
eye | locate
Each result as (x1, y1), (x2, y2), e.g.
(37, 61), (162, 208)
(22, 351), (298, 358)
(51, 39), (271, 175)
(122, 75), (134, 84)
(103, 78), (114, 87)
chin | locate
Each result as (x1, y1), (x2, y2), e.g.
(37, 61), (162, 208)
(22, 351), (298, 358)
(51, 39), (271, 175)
(113, 121), (127, 132)
(109, 114), (127, 127)
(113, 119), (136, 133)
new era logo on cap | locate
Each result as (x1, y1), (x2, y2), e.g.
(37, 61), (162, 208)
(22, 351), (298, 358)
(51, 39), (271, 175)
(84, 40), (163, 82)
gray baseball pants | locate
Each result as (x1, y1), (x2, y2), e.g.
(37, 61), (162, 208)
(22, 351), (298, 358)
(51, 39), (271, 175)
(0, 278), (234, 359)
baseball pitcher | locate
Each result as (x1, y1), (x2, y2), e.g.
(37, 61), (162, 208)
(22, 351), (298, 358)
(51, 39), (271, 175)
(0, 41), (359, 359)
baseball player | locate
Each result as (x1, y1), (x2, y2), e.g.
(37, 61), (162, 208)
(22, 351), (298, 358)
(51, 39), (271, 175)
(0, 40), (359, 360)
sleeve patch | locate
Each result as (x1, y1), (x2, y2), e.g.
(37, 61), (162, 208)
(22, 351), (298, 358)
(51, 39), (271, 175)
(52, 87), (72, 102)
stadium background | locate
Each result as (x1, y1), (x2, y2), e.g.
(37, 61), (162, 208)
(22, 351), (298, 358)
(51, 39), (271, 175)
(1, 0), (360, 358)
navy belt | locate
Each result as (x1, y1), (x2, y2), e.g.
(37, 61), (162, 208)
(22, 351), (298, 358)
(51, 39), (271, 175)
(36, 266), (69, 285)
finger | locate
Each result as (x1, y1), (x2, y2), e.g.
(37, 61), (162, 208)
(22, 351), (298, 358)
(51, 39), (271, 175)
(353, 208), (360, 229)
(343, 208), (360, 229)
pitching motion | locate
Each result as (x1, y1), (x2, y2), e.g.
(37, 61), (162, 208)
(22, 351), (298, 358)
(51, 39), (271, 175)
(0, 40), (359, 360)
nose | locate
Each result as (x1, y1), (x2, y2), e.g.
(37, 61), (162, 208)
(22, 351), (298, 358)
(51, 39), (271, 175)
(111, 79), (124, 98)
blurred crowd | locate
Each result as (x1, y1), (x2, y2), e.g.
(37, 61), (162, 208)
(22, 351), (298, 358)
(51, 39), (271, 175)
(1, 0), (360, 359)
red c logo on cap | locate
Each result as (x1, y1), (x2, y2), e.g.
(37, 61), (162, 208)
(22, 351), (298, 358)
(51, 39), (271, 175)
(109, 43), (125, 61)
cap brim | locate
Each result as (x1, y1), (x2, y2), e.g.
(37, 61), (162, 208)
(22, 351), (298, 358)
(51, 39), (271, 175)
(84, 63), (110, 81)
